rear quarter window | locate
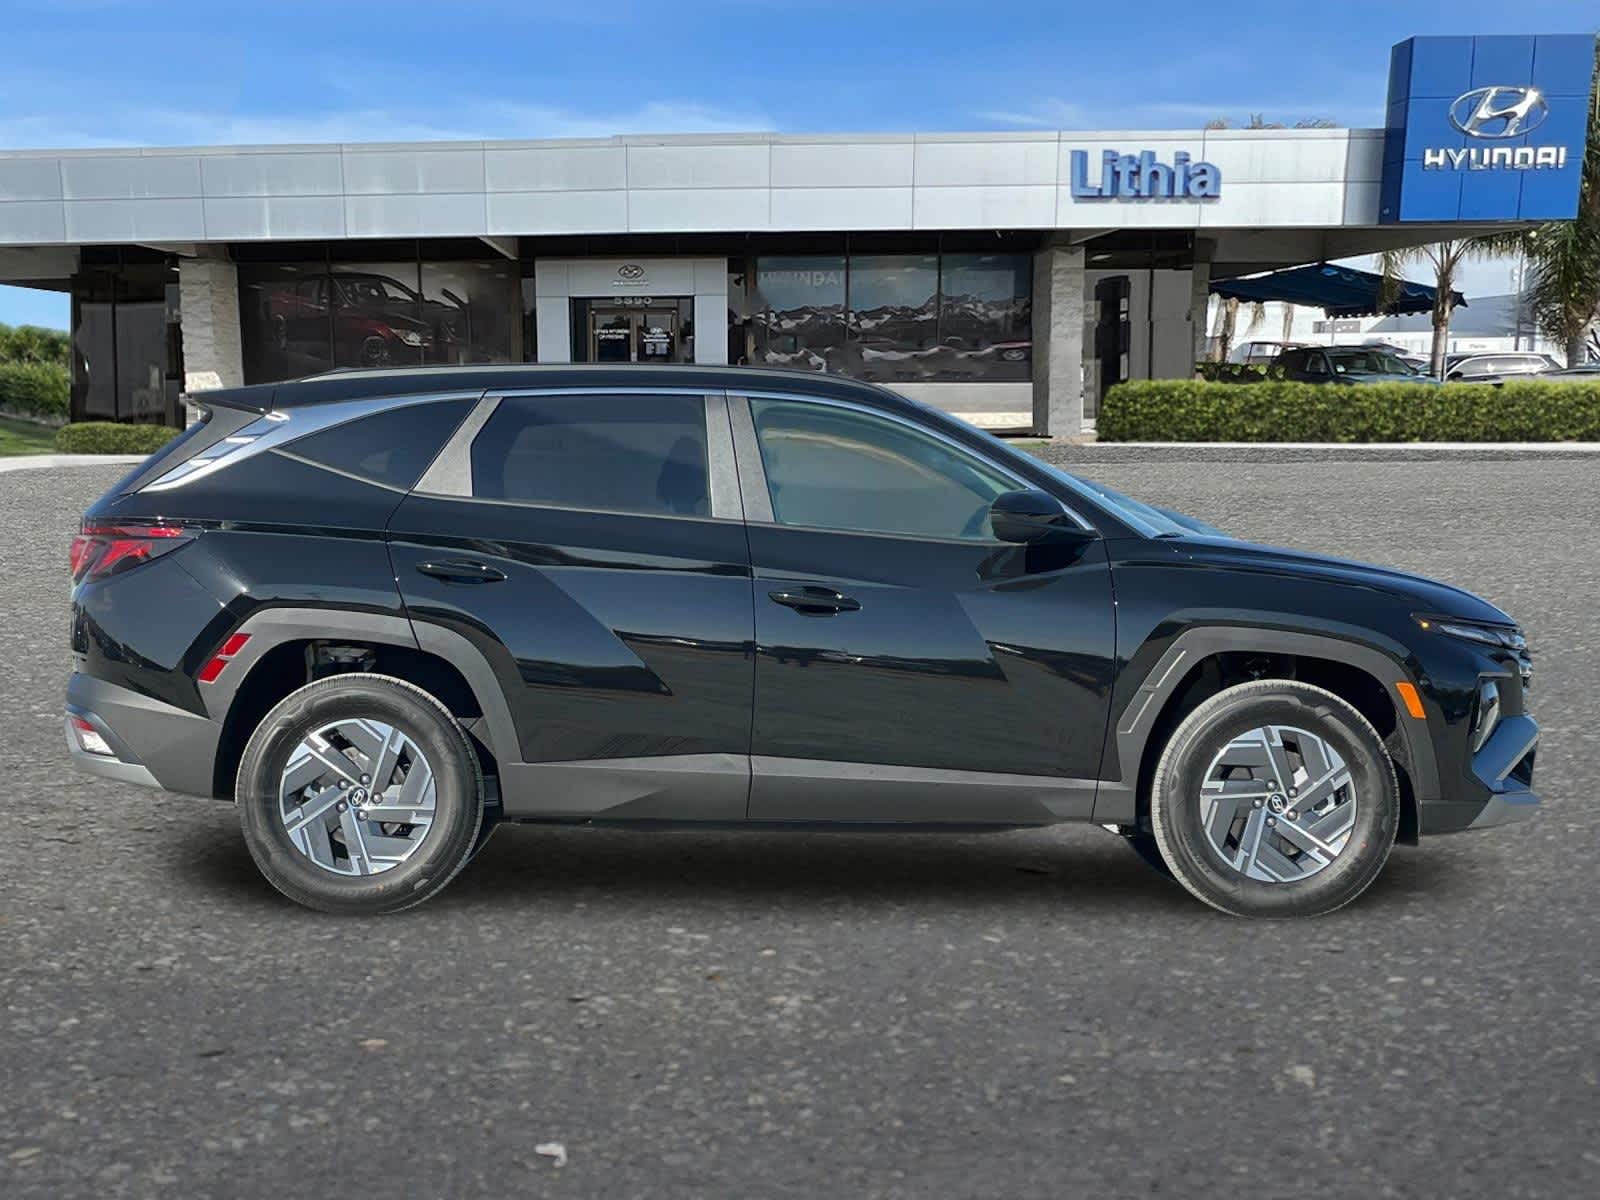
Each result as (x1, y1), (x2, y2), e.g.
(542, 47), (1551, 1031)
(282, 396), (475, 491)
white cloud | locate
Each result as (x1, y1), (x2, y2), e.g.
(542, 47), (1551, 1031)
(970, 98), (1089, 129)
(0, 97), (774, 150)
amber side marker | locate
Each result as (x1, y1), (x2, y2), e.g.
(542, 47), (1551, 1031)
(1395, 682), (1426, 720)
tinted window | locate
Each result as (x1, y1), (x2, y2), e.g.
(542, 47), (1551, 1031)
(749, 399), (1014, 540)
(1276, 349), (1308, 372)
(471, 394), (708, 517)
(286, 397), (474, 491)
(753, 256), (847, 372)
(848, 254), (938, 382)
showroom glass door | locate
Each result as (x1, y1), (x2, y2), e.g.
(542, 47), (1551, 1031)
(586, 305), (683, 362)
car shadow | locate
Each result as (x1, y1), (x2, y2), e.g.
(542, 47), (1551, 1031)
(175, 820), (1472, 918)
(177, 821), (1203, 916)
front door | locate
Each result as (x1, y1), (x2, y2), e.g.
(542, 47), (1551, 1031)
(731, 393), (1118, 824)
(588, 306), (681, 363)
(386, 389), (754, 821)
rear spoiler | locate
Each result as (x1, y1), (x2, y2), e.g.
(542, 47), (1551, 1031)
(182, 383), (279, 415)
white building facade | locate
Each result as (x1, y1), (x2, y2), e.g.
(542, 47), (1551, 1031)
(0, 35), (1592, 433)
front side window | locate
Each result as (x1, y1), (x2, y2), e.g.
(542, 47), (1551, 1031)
(471, 393), (709, 517)
(749, 398), (1014, 540)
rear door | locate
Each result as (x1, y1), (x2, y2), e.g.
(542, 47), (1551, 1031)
(729, 391), (1117, 824)
(387, 388), (754, 821)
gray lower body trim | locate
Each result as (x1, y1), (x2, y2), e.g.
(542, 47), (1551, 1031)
(1099, 625), (1438, 827)
(500, 753), (1100, 825)
(749, 755), (1097, 824)
(210, 608), (521, 768)
(67, 674), (218, 797)
(501, 753), (750, 820)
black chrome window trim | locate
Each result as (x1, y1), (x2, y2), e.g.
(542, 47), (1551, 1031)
(728, 389), (1095, 540)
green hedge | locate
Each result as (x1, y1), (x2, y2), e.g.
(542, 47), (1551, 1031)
(0, 361), (70, 422)
(1195, 361), (1270, 383)
(1099, 379), (1600, 442)
(55, 422), (182, 455)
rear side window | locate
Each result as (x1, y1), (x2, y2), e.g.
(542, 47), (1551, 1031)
(284, 397), (474, 491)
(470, 394), (709, 517)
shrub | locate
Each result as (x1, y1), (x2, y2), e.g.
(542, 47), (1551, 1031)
(1194, 361), (1269, 383)
(0, 361), (70, 422)
(55, 422), (182, 455)
(1098, 379), (1600, 442)
(0, 322), (71, 368)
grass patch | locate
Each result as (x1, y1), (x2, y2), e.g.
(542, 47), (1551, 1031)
(0, 415), (59, 456)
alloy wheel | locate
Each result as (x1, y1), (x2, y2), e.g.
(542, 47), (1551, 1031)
(1197, 724), (1357, 883)
(278, 718), (436, 876)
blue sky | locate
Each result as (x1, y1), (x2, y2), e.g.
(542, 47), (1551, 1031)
(3, 0), (1597, 329)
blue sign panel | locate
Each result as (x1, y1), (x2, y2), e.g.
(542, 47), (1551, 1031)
(1380, 35), (1596, 223)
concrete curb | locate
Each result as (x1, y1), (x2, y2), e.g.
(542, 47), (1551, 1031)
(0, 454), (143, 474)
(1035, 442), (1600, 463)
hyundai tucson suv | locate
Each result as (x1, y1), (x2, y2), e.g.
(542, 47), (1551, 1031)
(65, 366), (1539, 917)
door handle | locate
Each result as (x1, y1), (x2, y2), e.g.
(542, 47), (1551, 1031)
(416, 559), (506, 584)
(767, 585), (861, 615)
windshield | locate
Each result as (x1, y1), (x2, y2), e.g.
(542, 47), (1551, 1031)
(1327, 349), (1413, 375)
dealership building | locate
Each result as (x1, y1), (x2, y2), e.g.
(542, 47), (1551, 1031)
(0, 34), (1592, 435)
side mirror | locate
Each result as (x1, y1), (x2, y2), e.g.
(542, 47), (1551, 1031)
(989, 489), (1091, 545)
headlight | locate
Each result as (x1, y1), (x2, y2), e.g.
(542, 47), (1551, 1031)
(1418, 616), (1527, 651)
(396, 329), (426, 347)
(1471, 679), (1501, 753)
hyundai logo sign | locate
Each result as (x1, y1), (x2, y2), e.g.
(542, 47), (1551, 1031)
(1448, 86), (1550, 139)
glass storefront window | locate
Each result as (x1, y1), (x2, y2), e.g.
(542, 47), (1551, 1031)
(420, 260), (520, 365)
(846, 254), (938, 382)
(240, 264), (335, 382)
(936, 253), (1032, 382)
(753, 255), (846, 372)
(71, 264), (180, 424)
(241, 251), (523, 383)
(330, 261), (426, 369)
(750, 250), (1031, 384)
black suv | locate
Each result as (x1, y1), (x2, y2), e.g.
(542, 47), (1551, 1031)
(66, 366), (1539, 917)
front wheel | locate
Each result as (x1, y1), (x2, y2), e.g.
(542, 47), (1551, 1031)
(235, 674), (485, 915)
(1149, 680), (1399, 918)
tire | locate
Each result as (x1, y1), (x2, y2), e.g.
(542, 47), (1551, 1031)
(1148, 680), (1399, 918)
(235, 674), (485, 915)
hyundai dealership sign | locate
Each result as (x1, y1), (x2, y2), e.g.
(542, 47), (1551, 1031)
(1380, 35), (1597, 223)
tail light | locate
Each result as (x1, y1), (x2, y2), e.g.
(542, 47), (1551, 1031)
(70, 522), (193, 585)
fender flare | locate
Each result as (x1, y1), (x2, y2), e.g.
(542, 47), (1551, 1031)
(1093, 625), (1439, 825)
(204, 608), (520, 768)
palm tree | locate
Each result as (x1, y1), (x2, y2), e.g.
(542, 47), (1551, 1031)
(1378, 239), (1502, 378)
(1500, 40), (1600, 366)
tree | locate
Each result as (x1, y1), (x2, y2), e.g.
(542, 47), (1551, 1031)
(1502, 39), (1600, 366)
(1378, 239), (1505, 377)
(1210, 296), (1239, 361)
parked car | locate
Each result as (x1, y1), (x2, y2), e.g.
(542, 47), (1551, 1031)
(1352, 340), (1430, 372)
(1228, 339), (1304, 366)
(1273, 346), (1428, 383)
(65, 365), (1538, 918)
(1535, 363), (1600, 380)
(1444, 352), (1561, 383)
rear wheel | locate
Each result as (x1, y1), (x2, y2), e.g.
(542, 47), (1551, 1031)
(235, 674), (485, 915)
(1149, 680), (1399, 918)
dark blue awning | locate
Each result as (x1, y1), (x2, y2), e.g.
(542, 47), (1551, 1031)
(1210, 263), (1466, 318)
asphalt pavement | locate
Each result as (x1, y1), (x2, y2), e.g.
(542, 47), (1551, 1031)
(3, 456), (1596, 1199)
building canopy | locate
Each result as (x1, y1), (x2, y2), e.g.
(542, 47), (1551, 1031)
(1210, 263), (1466, 319)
